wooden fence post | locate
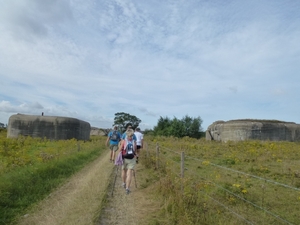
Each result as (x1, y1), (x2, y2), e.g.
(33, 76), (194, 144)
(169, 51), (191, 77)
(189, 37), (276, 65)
(156, 143), (159, 169)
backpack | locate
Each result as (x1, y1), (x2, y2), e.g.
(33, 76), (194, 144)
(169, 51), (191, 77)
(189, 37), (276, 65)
(110, 131), (119, 141)
(122, 139), (135, 159)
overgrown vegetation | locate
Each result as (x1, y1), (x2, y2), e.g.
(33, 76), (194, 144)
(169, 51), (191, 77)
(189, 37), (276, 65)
(0, 129), (106, 225)
(153, 115), (204, 138)
(2, 125), (300, 224)
(143, 135), (300, 225)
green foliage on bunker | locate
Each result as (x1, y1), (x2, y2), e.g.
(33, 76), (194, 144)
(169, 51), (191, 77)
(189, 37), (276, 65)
(0, 130), (106, 225)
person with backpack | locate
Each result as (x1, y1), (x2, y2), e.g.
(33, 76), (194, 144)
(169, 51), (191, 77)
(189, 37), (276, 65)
(119, 128), (137, 194)
(106, 126), (121, 162)
(121, 124), (137, 141)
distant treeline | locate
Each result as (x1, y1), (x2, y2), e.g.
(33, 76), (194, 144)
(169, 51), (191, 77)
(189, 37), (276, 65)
(145, 115), (204, 139)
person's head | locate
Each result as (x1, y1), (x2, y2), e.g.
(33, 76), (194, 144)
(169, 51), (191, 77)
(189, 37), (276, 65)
(125, 128), (134, 139)
(126, 124), (133, 130)
(135, 127), (140, 132)
(113, 126), (118, 130)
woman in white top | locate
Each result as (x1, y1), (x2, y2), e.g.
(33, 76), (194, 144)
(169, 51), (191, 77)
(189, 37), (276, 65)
(134, 127), (143, 163)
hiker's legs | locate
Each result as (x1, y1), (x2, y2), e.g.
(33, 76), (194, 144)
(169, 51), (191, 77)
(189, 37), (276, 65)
(111, 150), (115, 161)
(123, 158), (136, 190)
(137, 145), (141, 153)
(110, 144), (118, 161)
(110, 150), (113, 160)
(126, 169), (133, 189)
(122, 168), (127, 184)
(136, 146), (141, 163)
(109, 144), (114, 160)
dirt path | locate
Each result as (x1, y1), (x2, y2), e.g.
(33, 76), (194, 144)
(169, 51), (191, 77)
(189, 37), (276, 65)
(17, 151), (160, 225)
(97, 161), (160, 225)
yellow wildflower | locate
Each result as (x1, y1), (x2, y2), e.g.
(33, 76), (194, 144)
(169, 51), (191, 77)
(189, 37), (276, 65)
(202, 161), (210, 166)
(242, 189), (247, 194)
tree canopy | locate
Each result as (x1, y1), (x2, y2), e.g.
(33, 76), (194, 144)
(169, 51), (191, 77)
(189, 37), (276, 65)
(113, 112), (141, 132)
(153, 115), (203, 139)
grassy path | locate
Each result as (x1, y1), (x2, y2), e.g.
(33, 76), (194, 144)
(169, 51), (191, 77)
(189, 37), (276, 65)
(17, 151), (114, 225)
(16, 150), (160, 225)
(97, 161), (160, 224)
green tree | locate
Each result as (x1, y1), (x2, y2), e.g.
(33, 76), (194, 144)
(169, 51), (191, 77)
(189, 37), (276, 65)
(153, 116), (172, 136)
(153, 115), (203, 139)
(113, 112), (141, 132)
(169, 117), (185, 138)
(188, 116), (203, 138)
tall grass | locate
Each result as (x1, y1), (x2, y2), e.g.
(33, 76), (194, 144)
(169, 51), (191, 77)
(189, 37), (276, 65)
(143, 135), (300, 225)
(0, 129), (106, 225)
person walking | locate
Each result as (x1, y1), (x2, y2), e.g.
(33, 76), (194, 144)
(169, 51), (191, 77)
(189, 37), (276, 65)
(119, 128), (137, 194)
(134, 127), (143, 163)
(106, 126), (121, 162)
(121, 124), (137, 141)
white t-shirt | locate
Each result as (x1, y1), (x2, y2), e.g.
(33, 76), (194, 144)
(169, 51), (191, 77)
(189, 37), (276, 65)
(134, 131), (143, 146)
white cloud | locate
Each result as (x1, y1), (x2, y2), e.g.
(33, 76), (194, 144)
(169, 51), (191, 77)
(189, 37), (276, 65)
(1, 0), (300, 131)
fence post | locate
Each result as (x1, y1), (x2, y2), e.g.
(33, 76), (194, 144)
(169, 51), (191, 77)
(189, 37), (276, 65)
(181, 151), (184, 192)
(156, 143), (159, 169)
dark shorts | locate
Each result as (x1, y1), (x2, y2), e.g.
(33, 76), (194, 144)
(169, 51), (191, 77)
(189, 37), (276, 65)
(137, 145), (142, 150)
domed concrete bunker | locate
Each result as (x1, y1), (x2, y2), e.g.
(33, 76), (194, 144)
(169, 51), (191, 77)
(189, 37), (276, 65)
(206, 119), (300, 142)
(7, 114), (90, 141)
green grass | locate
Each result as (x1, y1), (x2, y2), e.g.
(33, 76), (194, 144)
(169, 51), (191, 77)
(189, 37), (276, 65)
(0, 129), (106, 225)
(2, 129), (300, 225)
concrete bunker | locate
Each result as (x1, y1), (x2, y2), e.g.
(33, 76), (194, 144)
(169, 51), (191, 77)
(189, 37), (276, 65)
(206, 119), (300, 142)
(7, 114), (90, 141)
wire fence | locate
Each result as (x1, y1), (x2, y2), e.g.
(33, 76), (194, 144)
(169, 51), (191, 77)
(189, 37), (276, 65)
(143, 141), (300, 225)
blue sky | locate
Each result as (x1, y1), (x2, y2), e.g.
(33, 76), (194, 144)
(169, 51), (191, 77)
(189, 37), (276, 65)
(0, 0), (300, 130)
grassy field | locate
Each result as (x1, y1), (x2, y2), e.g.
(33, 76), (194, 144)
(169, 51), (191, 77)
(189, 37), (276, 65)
(0, 128), (106, 225)
(142, 135), (300, 225)
(1, 128), (300, 225)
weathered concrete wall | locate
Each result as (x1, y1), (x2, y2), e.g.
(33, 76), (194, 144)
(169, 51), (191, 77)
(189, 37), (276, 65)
(7, 114), (90, 141)
(90, 127), (108, 136)
(206, 119), (300, 142)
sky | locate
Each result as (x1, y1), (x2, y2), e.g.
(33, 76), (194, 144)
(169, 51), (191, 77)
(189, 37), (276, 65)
(0, 0), (300, 131)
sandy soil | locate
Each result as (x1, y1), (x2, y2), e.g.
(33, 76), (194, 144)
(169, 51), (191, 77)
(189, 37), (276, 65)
(16, 151), (160, 225)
